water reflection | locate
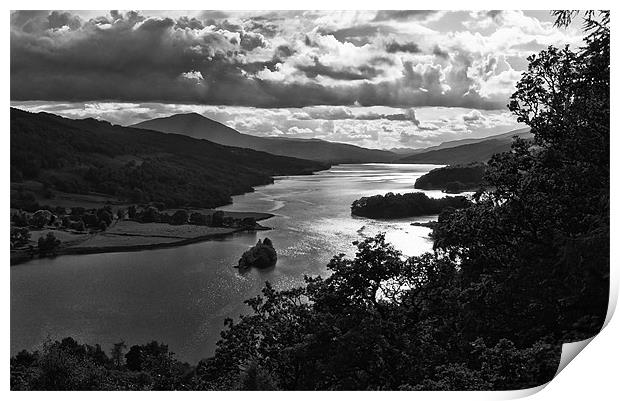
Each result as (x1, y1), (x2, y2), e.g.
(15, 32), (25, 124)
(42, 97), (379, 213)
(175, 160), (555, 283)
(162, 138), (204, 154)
(12, 163), (443, 362)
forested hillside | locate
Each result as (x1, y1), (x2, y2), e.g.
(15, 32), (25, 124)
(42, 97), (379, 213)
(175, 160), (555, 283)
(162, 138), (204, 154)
(10, 108), (327, 208)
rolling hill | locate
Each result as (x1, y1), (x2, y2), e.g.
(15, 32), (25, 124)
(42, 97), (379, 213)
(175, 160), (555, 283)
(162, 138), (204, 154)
(397, 128), (532, 164)
(10, 108), (328, 209)
(132, 113), (396, 164)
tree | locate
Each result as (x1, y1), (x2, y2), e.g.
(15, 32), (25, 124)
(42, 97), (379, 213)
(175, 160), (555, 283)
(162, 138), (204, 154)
(97, 208), (113, 226)
(31, 209), (53, 228)
(240, 217), (257, 228)
(71, 220), (86, 232)
(189, 212), (207, 225)
(171, 210), (189, 225)
(211, 211), (225, 227)
(11, 211), (30, 227)
(194, 11), (609, 391)
(10, 227), (30, 249)
(111, 341), (127, 369)
(140, 206), (160, 223)
(38, 232), (61, 256)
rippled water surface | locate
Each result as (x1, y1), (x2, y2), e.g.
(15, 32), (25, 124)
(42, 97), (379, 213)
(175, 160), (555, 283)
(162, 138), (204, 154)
(11, 164), (445, 362)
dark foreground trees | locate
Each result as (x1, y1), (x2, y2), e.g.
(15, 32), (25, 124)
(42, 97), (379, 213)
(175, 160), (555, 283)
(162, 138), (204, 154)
(195, 11), (609, 390)
(11, 338), (193, 390)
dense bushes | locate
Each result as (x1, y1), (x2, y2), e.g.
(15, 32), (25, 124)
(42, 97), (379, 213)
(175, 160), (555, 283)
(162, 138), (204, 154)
(37, 233), (61, 256)
(11, 338), (192, 390)
(351, 192), (470, 218)
(11, 206), (115, 232)
(10, 227), (30, 249)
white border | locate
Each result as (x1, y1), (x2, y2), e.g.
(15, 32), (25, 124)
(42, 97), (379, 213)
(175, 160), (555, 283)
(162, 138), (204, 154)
(3, 1), (618, 399)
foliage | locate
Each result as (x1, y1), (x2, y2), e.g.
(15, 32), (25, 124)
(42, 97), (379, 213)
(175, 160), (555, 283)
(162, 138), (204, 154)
(37, 232), (61, 256)
(235, 238), (277, 269)
(10, 227), (31, 249)
(31, 209), (53, 228)
(351, 192), (470, 218)
(192, 11), (608, 390)
(171, 210), (189, 225)
(10, 190), (40, 212)
(189, 212), (209, 225)
(11, 337), (192, 390)
(194, 236), (561, 390)
(414, 163), (486, 193)
(10, 109), (327, 209)
(211, 210), (225, 227)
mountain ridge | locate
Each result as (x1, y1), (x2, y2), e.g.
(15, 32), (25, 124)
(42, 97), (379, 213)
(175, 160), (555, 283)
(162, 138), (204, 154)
(131, 113), (397, 164)
(10, 108), (328, 208)
(397, 128), (532, 164)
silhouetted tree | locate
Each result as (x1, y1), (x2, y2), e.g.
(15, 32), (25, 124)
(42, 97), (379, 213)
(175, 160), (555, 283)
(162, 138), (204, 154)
(211, 211), (225, 227)
(38, 232), (61, 256)
(111, 341), (127, 369)
(171, 210), (189, 225)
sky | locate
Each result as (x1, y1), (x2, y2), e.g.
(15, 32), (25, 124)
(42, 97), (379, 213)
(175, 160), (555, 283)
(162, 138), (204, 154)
(10, 10), (583, 149)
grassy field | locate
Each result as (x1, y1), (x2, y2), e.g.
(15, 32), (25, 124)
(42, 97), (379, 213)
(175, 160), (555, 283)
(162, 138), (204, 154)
(105, 221), (235, 239)
(70, 233), (183, 248)
(66, 222), (242, 254)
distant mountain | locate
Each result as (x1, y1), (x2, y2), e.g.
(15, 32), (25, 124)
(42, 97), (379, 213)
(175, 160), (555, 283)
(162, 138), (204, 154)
(387, 147), (419, 155)
(10, 108), (327, 209)
(132, 113), (396, 164)
(394, 128), (531, 157)
(397, 128), (532, 164)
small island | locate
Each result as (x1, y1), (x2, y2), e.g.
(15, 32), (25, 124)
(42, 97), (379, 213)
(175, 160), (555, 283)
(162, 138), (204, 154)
(234, 238), (277, 269)
(414, 163), (486, 193)
(351, 192), (470, 219)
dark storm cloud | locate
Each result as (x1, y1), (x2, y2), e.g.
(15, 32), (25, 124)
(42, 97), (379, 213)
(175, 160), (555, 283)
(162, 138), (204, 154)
(175, 16), (205, 30)
(487, 10), (503, 20)
(432, 45), (450, 59)
(297, 58), (381, 81)
(10, 10), (508, 110)
(295, 107), (421, 122)
(369, 56), (396, 66)
(198, 10), (229, 24)
(385, 41), (421, 53)
(319, 24), (397, 45)
(244, 19), (280, 38)
(239, 32), (267, 51)
(275, 45), (295, 58)
(373, 10), (437, 22)
(48, 11), (82, 30)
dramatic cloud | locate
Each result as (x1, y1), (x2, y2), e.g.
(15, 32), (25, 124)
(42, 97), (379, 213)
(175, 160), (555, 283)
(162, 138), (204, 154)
(385, 41), (421, 53)
(10, 10), (581, 110)
(373, 10), (438, 22)
(11, 10), (579, 149)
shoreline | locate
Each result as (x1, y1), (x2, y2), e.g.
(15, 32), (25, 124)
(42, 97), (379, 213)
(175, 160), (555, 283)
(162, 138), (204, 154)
(11, 215), (274, 266)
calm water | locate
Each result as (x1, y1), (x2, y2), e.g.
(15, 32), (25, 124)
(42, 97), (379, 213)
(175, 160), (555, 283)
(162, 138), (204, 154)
(11, 164), (445, 362)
